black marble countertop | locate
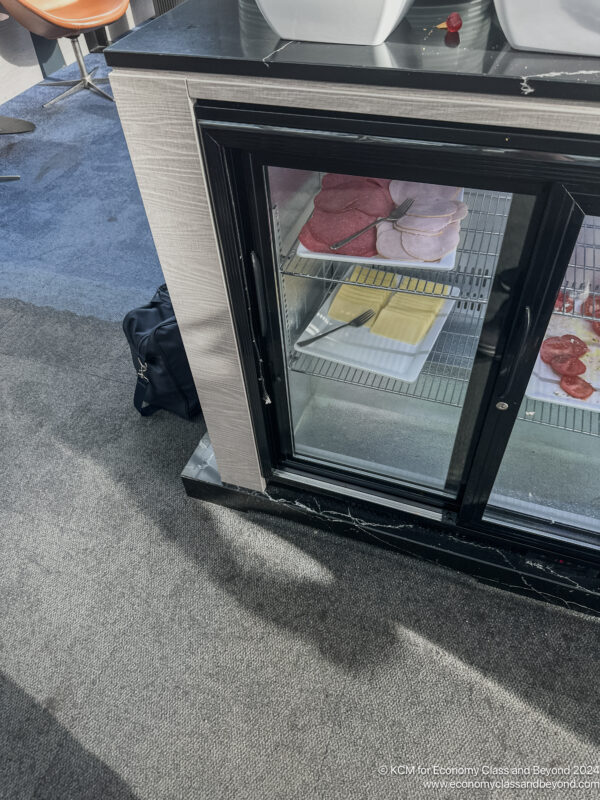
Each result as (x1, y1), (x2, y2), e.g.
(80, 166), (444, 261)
(105, 0), (600, 101)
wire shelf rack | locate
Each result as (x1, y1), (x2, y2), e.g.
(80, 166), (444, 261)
(288, 313), (480, 407)
(551, 215), (600, 324)
(518, 397), (600, 437)
(290, 351), (469, 407)
(281, 189), (512, 302)
(281, 188), (509, 406)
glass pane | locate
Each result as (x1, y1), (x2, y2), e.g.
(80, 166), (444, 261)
(267, 167), (520, 495)
(487, 215), (600, 534)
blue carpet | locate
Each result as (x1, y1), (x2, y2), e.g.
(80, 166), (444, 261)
(0, 54), (163, 321)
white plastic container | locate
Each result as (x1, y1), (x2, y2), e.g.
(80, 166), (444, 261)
(493, 0), (600, 57)
(254, 0), (415, 46)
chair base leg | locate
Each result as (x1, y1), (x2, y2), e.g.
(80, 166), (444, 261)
(41, 47), (113, 107)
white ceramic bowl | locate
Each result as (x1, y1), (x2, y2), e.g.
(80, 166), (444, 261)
(494, 0), (600, 57)
(254, 0), (415, 46)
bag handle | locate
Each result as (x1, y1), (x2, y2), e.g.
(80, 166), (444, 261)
(133, 378), (160, 417)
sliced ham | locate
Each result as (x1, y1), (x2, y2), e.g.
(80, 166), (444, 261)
(390, 181), (460, 206)
(396, 215), (452, 235)
(401, 221), (461, 261)
(451, 201), (469, 222)
(397, 201), (469, 235)
(404, 199), (458, 219)
(376, 221), (414, 260)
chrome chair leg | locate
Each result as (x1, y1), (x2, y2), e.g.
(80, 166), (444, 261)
(43, 81), (86, 107)
(42, 38), (113, 107)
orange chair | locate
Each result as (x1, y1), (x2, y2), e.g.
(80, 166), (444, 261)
(0, 0), (130, 106)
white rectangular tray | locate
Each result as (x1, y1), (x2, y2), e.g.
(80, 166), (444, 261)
(296, 189), (464, 272)
(525, 307), (600, 412)
(296, 240), (458, 271)
(294, 279), (459, 383)
(526, 349), (600, 412)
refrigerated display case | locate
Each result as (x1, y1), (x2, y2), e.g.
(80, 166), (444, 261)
(184, 102), (600, 608)
(105, 0), (600, 611)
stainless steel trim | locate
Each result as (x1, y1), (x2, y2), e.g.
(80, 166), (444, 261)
(272, 469), (444, 521)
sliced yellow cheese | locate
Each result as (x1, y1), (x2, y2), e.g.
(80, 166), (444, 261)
(371, 307), (436, 344)
(371, 281), (451, 344)
(328, 266), (396, 327)
(387, 292), (445, 317)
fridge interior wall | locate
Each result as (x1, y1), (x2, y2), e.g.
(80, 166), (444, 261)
(268, 167), (510, 493)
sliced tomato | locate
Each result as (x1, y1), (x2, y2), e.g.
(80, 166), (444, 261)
(554, 291), (574, 314)
(560, 375), (595, 400)
(550, 355), (586, 376)
(560, 334), (589, 357)
(540, 336), (575, 363)
(582, 294), (600, 320)
(592, 320), (600, 338)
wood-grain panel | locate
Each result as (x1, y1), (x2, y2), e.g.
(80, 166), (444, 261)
(185, 73), (600, 135)
(110, 70), (266, 491)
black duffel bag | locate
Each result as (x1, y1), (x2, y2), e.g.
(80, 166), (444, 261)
(123, 284), (201, 420)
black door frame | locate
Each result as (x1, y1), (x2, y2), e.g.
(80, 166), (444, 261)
(196, 103), (600, 544)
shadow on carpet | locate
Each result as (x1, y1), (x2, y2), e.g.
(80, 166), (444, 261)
(0, 55), (163, 321)
(0, 672), (138, 799)
(2, 299), (600, 754)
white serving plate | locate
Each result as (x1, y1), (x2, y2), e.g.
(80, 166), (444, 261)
(296, 189), (464, 271)
(525, 307), (600, 412)
(296, 240), (458, 271)
(526, 356), (600, 412)
(294, 277), (459, 383)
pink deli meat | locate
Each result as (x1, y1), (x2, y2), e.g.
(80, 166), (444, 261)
(322, 173), (391, 191)
(390, 181), (460, 206)
(314, 182), (394, 217)
(376, 220), (414, 260)
(401, 221), (461, 261)
(396, 214), (453, 235)
(302, 207), (378, 257)
(396, 201), (469, 234)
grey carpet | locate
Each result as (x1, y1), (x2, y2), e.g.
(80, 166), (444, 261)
(1, 297), (600, 800)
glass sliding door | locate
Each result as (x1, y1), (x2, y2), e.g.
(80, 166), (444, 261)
(486, 215), (600, 535)
(265, 166), (528, 497)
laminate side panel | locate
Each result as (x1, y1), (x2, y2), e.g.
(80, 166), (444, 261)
(184, 73), (600, 135)
(110, 70), (266, 491)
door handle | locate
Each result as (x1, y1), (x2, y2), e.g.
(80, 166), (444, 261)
(496, 305), (531, 410)
(251, 251), (268, 338)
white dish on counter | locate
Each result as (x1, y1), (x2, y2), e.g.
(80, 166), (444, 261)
(294, 276), (459, 383)
(493, 0), (600, 57)
(255, 0), (415, 46)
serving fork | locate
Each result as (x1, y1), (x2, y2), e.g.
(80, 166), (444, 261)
(296, 309), (375, 347)
(330, 198), (415, 251)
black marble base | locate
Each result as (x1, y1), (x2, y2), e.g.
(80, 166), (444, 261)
(182, 434), (600, 617)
